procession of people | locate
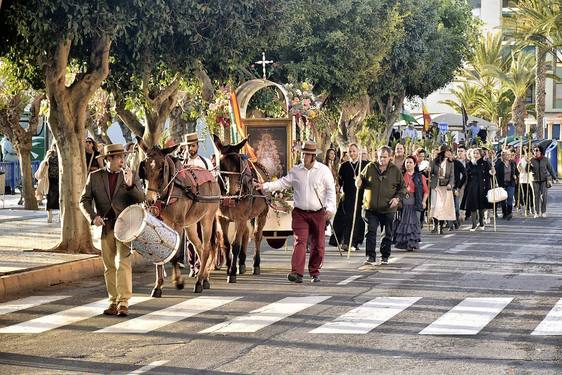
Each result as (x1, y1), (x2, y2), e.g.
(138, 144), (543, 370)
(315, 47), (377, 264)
(63, 130), (561, 316)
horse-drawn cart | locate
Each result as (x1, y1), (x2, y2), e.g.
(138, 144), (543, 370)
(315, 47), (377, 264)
(235, 79), (297, 249)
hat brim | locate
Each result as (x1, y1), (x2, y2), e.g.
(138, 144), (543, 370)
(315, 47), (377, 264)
(180, 140), (203, 146)
(96, 151), (131, 159)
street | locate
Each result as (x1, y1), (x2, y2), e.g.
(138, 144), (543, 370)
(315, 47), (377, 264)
(1, 191), (562, 374)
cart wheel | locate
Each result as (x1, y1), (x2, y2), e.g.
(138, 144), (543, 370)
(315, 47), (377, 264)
(266, 238), (287, 249)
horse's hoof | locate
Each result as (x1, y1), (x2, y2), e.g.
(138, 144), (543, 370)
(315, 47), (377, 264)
(253, 267), (261, 275)
(151, 288), (162, 298)
(175, 279), (185, 290)
(214, 265), (221, 271)
(239, 265), (246, 275)
(194, 283), (203, 293)
(227, 275), (237, 283)
(203, 279), (211, 289)
(188, 269), (197, 278)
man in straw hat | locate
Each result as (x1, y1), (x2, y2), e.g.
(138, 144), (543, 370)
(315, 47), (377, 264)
(254, 141), (336, 283)
(181, 132), (213, 277)
(80, 144), (145, 317)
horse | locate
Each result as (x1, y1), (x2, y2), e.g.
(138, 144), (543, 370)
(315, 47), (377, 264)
(138, 138), (221, 295)
(213, 135), (270, 283)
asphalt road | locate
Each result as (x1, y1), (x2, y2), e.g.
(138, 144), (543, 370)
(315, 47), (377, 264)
(1, 188), (562, 374)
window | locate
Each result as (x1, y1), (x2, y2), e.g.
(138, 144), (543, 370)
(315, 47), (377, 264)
(470, 0), (481, 9)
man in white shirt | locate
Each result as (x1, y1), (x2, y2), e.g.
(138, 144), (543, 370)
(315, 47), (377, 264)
(402, 124), (418, 141)
(254, 141), (336, 283)
(181, 132), (212, 277)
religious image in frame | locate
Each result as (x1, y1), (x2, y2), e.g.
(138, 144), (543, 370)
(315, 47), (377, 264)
(245, 121), (290, 179)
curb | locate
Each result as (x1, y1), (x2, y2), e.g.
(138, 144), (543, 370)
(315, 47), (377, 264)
(0, 214), (46, 224)
(0, 253), (150, 300)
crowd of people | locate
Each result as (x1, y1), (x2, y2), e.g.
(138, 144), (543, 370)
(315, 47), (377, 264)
(326, 140), (559, 266)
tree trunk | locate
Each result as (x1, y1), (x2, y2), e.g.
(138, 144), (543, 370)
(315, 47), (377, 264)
(374, 93), (405, 144)
(336, 94), (372, 146)
(18, 146), (38, 210)
(535, 47), (547, 140)
(512, 97), (526, 136)
(41, 37), (110, 254)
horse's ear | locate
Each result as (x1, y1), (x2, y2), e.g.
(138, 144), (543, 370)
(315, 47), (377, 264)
(162, 144), (179, 155)
(232, 138), (248, 153)
(213, 134), (225, 153)
(137, 136), (148, 153)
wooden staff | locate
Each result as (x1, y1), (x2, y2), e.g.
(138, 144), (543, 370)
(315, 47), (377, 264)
(347, 146), (363, 259)
(516, 138), (523, 214)
(524, 139), (532, 216)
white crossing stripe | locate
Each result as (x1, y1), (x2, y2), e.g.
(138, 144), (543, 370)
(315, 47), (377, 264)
(0, 295), (69, 317)
(128, 360), (169, 374)
(420, 244), (433, 250)
(97, 296), (240, 334)
(310, 297), (421, 334)
(419, 297), (512, 335)
(0, 296), (151, 334)
(531, 298), (562, 336)
(201, 296), (331, 334)
(337, 275), (362, 286)
(443, 234), (455, 239)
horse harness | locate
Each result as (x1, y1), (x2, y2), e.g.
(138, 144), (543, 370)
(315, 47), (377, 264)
(218, 153), (270, 208)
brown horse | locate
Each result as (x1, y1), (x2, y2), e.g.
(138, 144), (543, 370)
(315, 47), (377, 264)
(138, 139), (221, 294)
(213, 135), (270, 283)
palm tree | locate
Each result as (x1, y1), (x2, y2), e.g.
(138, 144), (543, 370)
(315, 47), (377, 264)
(462, 32), (508, 91)
(493, 52), (536, 135)
(504, 0), (562, 137)
(439, 82), (482, 114)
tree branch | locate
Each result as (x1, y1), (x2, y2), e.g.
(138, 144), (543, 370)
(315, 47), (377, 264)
(193, 62), (214, 102)
(150, 74), (181, 109)
(28, 93), (46, 135)
(71, 36), (112, 100)
(114, 94), (146, 137)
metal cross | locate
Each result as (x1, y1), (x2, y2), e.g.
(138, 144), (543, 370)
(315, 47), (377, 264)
(255, 52), (273, 80)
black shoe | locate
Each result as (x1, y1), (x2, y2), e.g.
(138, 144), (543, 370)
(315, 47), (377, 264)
(506, 214), (513, 221)
(287, 272), (303, 283)
(363, 256), (376, 266)
(311, 275), (321, 283)
(381, 258), (389, 265)
(448, 227), (454, 232)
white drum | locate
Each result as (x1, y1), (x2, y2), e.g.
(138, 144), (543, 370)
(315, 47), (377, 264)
(114, 205), (180, 265)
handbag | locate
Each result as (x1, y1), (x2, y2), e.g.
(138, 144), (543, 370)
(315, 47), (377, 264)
(487, 187), (508, 203)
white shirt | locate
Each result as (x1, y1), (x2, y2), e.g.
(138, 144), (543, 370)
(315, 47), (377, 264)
(402, 127), (418, 140)
(263, 161), (336, 214)
(186, 155), (212, 170)
(518, 159), (533, 184)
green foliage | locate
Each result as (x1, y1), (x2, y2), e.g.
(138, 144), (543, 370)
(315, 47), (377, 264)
(272, 0), (403, 104)
(247, 87), (287, 119)
(370, 0), (477, 102)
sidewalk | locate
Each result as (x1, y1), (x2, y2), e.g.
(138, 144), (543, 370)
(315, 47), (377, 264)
(0, 195), (148, 300)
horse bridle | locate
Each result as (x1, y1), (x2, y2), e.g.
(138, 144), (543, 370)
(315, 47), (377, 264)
(218, 152), (253, 200)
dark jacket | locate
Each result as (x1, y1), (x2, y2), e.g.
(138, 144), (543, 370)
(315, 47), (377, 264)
(360, 162), (405, 213)
(494, 159), (518, 187)
(429, 158), (455, 190)
(338, 160), (369, 207)
(80, 168), (145, 225)
(530, 157), (557, 183)
(452, 159), (467, 190)
(461, 159), (492, 211)
(412, 172), (425, 212)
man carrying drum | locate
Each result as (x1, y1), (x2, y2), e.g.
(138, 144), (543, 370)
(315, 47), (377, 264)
(181, 132), (213, 277)
(80, 144), (145, 317)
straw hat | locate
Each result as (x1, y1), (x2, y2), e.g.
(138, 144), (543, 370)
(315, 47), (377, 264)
(97, 144), (130, 159)
(300, 141), (318, 155)
(182, 132), (202, 145)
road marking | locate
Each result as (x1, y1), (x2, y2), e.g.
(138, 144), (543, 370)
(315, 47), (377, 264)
(0, 296), (151, 334)
(310, 297), (421, 334)
(128, 360), (169, 374)
(420, 244), (433, 250)
(443, 234), (455, 239)
(337, 275), (362, 285)
(97, 296), (240, 334)
(445, 243), (471, 254)
(201, 296), (331, 334)
(419, 297), (512, 335)
(0, 295), (69, 317)
(531, 298), (562, 336)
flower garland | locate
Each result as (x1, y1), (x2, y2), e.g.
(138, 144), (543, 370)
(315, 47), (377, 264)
(205, 86), (232, 134)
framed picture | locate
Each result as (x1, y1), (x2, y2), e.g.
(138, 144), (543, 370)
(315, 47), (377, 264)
(244, 118), (292, 179)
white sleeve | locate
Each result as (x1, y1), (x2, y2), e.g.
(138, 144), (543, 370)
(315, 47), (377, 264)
(324, 167), (337, 213)
(263, 170), (293, 193)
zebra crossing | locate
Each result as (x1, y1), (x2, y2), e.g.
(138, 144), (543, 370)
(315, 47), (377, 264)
(1, 294), (561, 336)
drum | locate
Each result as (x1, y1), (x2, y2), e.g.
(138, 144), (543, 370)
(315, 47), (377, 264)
(114, 205), (180, 265)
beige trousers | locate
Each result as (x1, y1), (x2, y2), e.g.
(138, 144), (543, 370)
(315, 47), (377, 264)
(101, 227), (132, 307)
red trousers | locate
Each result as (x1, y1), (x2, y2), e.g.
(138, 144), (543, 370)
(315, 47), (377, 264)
(291, 208), (326, 277)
